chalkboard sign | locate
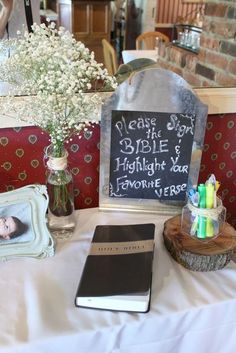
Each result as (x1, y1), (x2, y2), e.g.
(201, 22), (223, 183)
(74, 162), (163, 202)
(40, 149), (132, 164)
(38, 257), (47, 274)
(109, 110), (196, 201)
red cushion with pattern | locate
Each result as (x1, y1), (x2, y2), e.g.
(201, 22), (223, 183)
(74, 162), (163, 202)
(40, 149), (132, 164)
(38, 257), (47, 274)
(1, 113), (235, 228)
(199, 113), (236, 228)
(0, 125), (100, 210)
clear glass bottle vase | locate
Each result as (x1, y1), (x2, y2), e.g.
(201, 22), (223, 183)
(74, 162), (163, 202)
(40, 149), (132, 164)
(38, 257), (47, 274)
(45, 144), (76, 240)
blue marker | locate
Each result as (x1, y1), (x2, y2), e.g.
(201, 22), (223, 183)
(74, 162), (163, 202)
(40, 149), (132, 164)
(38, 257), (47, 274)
(188, 188), (196, 198)
(192, 191), (199, 207)
(188, 188), (198, 206)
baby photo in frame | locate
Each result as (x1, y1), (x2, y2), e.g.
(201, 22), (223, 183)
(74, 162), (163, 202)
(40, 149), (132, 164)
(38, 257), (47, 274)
(0, 202), (33, 243)
(0, 184), (54, 261)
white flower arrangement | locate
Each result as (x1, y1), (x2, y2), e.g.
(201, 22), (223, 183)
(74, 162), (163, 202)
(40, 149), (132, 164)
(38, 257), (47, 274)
(0, 21), (117, 156)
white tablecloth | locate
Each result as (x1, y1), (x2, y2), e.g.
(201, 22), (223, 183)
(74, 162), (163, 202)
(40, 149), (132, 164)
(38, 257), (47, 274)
(1, 208), (236, 353)
(122, 50), (157, 64)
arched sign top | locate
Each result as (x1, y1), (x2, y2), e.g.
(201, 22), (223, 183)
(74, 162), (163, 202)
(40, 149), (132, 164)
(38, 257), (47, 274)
(99, 68), (208, 214)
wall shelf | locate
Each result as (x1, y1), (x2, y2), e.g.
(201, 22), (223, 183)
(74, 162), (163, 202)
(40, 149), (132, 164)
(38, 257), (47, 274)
(172, 41), (199, 54)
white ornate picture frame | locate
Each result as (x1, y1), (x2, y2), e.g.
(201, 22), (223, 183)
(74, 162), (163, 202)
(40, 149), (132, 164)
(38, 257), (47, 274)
(0, 184), (54, 261)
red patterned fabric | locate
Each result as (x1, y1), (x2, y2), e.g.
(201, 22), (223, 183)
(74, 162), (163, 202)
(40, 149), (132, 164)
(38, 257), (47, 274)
(0, 113), (235, 227)
(0, 125), (100, 210)
(199, 113), (236, 228)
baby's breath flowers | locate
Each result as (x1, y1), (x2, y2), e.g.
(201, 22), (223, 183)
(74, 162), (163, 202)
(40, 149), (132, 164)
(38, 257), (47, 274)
(0, 21), (117, 156)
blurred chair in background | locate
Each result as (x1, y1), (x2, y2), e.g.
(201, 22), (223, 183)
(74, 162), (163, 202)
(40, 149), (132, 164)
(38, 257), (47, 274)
(136, 31), (170, 50)
(102, 38), (118, 76)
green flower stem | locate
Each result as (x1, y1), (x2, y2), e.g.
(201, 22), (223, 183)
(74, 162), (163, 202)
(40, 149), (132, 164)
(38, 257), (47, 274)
(47, 145), (74, 217)
(48, 174), (73, 217)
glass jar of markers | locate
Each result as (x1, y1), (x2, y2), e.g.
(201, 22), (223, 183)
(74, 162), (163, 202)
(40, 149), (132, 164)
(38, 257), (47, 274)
(181, 176), (226, 241)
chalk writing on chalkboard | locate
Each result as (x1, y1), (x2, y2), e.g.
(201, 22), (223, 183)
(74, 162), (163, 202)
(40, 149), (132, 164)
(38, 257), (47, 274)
(109, 110), (196, 201)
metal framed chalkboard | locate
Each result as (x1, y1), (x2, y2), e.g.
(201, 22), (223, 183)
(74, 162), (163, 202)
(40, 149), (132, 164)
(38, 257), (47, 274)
(99, 68), (208, 215)
(109, 110), (196, 201)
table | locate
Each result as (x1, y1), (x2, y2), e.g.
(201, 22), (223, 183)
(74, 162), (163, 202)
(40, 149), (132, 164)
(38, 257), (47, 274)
(1, 208), (236, 353)
(39, 9), (59, 22)
(122, 50), (157, 64)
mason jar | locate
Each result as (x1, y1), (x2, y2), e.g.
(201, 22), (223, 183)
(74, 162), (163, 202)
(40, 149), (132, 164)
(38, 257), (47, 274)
(181, 197), (226, 241)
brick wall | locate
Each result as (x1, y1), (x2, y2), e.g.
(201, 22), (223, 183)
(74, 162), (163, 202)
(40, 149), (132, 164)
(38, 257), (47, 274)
(158, 0), (236, 87)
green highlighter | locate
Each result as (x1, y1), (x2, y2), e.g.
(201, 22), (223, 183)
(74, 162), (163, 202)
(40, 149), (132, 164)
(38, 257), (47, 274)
(206, 183), (215, 237)
(197, 184), (206, 238)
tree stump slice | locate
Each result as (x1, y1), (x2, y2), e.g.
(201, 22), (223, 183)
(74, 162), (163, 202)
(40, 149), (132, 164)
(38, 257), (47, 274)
(163, 215), (236, 271)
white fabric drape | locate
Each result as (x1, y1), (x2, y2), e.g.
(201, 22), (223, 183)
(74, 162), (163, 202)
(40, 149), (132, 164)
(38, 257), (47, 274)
(122, 50), (157, 64)
(1, 208), (236, 353)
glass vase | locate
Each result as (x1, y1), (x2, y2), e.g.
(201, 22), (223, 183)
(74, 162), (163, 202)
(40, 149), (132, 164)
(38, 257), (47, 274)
(181, 197), (226, 242)
(45, 144), (76, 240)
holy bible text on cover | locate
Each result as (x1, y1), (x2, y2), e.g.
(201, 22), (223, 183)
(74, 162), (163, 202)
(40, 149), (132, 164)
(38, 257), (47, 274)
(75, 223), (155, 312)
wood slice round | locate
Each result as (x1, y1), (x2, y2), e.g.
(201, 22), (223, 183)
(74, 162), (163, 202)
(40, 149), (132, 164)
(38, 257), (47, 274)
(163, 215), (236, 271)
